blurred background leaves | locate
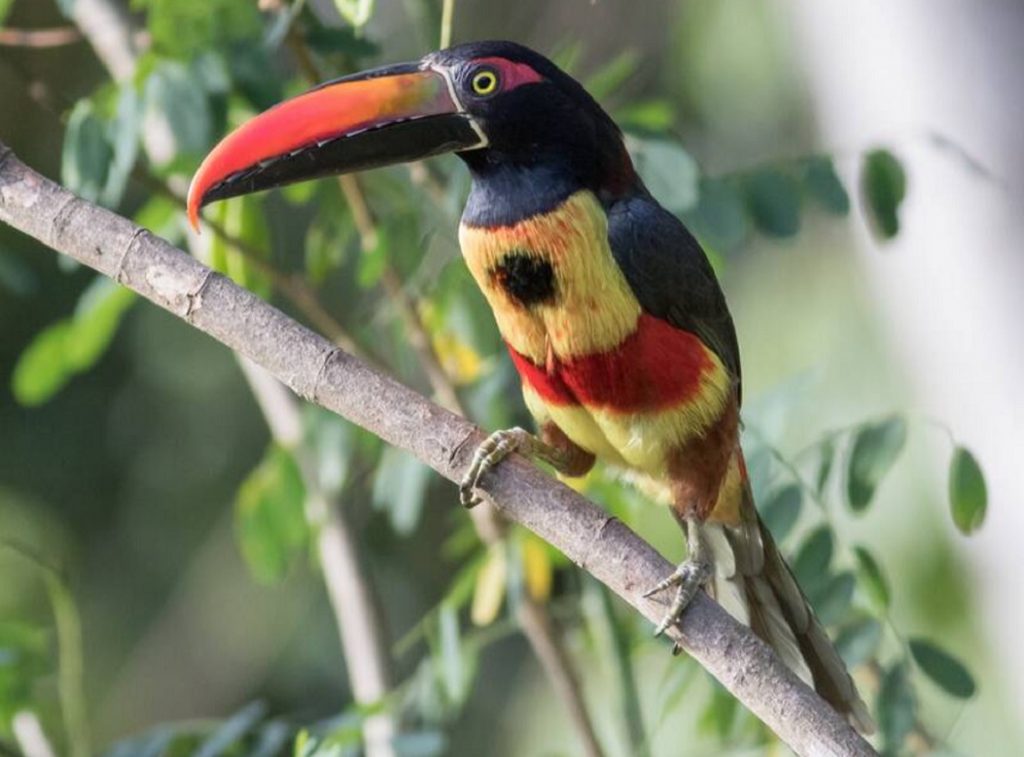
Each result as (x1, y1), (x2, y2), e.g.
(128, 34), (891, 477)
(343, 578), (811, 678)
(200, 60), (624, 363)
(1, 0), (1016, 755)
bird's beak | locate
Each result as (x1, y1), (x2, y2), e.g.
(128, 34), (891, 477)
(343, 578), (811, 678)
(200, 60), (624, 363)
(186, 62), (485, 229)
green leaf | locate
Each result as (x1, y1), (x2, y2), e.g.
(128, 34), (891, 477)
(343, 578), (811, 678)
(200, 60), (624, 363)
(333, 0), (375, 28)
(698, 680), (739, 740)
(616, 99), (675, 132)
(834, 617), (882, 668)
(877, 662), (916, 750)
(683, 178), (748, 251)
(133, 0), (261, 58)
(0, 622), (51, 721)
(11, 322), (73, 406)
(195, 701), (267, 757)
(846, 415), (907, 512)
(304, 27), (379, 59)
(0, 0), (16, 27)
(628, 137), (699, 215)
(584, 50), (639, 102)
(144, 60), (214, 164)
(743, 169), (801, 238)
(861, 148), (907, 240)
(853, 545), (890, 610)
(66, 278), (136, 371)
(205, 196), (272, 298)
(801, 156), (850, 215)
(909, 638), (976, 698)
(134, 195), (181, 242)
(101, 84), (142, 207)
(761, 484), (802, 541)
(372, 447), (431, 536)
(438, 603), (463, 703)
(357, 226), (389, 288)
(392, 730), (447, 757)
(235, 446), (308, 583)
(807, 571), (855, 626)
(792, 526), (833, 590)
(949, 446), (987, 534)
(62, 100), (113, 203)
(815, 437), (835, 494)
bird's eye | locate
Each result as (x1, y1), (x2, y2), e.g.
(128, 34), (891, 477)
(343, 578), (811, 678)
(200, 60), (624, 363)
(470, 68), (499, 97)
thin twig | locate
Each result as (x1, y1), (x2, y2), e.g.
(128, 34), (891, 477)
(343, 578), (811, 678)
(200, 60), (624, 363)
(11, 712), (57, 757)
(282, 35), (605, 755)
(0, 27), (82, 48)
(239, 358), (397, 757)
(439, 0), (456, 49)
(66, 4), (397, 755)
(0, 139), (876, 757)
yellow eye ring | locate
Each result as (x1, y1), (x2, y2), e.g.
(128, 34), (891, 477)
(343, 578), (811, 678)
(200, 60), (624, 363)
(471, 69), (499, 96)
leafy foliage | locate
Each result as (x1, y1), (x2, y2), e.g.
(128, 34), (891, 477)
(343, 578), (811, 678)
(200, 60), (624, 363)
(3, 1), (992, 754)
(235, 445), (309, 583)
(845, 415), (907, 512)
(909, 638), (976, 699)
(11, 278), (135, 405)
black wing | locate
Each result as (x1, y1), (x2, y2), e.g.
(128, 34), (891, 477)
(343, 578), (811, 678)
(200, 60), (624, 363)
(607, 192), (742, 401)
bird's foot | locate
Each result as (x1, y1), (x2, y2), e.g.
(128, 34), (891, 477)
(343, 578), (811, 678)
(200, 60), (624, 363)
(642, 558), (712, 646)
(459, 427), (533, 509)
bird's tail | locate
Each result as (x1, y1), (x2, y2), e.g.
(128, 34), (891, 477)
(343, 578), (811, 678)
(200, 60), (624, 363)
(704, 451), (875, 734)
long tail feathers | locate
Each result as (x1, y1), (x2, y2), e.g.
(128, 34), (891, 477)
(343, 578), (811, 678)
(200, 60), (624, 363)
(705, 463), (875, 735)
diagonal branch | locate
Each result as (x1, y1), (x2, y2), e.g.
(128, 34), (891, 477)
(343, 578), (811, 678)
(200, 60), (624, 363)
(283, 33), (603, 755)
(0, 143), (874, 757)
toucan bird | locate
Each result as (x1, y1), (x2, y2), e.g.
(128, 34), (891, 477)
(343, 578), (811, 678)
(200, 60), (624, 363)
(187, 40), (872, 732)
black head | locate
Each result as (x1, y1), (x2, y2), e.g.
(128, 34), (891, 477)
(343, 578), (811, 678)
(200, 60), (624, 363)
(188, 40), (636, 227)
(425, 41), (637, 198)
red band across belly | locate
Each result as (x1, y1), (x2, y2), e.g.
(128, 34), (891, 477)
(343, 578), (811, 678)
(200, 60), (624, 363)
(507, 313), (713, 413)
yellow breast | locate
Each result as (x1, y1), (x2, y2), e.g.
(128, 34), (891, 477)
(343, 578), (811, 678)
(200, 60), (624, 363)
(458, 190), (641, 364)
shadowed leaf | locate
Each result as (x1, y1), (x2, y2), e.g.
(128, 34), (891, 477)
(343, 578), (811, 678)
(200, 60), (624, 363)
(235, 446), (308, 583)
(761, 484), (802, 541)
(877, 662), (916, 750)
(801, 156), (850, 215)
(834, 617), (882, 668)
(853, 545), (890, 610)
(743, 170), (801, 238)
(846, 415), (906, 512)
(909, 639), (976, 698)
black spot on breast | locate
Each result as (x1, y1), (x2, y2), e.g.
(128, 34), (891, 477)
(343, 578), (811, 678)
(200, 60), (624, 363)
(490, 252), (557, 306)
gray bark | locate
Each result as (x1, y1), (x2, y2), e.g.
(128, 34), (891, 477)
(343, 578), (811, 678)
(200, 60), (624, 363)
(0, 142), (875, 757)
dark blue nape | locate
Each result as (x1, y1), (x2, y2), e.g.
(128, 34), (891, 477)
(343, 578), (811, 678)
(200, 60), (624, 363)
(460, 160), (582, 227)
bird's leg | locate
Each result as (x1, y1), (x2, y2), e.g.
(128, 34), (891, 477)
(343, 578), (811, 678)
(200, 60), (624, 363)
(459, 424), (594, 509)
(642, 518), (712, 643)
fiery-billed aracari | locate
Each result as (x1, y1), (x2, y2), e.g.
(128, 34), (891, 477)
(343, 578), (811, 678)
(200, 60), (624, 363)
(187, 40), (871, 731)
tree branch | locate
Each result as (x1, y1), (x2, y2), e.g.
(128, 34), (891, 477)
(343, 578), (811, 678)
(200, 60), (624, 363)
(0, 143), (874, 757)
(281, 33), (604, 754)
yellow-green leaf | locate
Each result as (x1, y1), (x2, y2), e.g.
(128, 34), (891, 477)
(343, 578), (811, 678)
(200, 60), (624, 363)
(470, 545), (507, 626)
(66, 278), (136, 370)
(949, 446), (987, 534)
(11, 322), (73, 406)
(235, 446), (308, 583)
(521, 535), (552, 602)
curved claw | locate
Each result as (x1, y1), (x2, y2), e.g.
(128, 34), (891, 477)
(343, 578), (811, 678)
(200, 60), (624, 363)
(458, 427), (531, 509)
(644, 558), (712, 637)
